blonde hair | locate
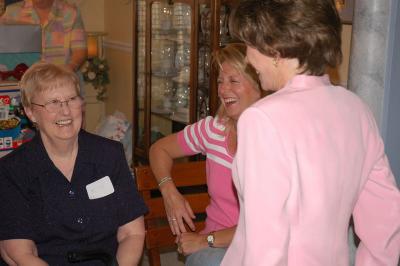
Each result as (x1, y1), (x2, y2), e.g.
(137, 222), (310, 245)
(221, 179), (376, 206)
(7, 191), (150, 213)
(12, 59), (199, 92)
(19, 62), (80, 107)
(212, 43), (261, 131)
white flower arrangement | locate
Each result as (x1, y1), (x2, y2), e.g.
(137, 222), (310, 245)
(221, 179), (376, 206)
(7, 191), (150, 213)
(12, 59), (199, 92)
(81, 57), (110, 101)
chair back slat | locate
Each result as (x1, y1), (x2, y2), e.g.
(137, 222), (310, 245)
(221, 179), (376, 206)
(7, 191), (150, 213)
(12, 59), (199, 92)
(144, 193), (209, 219)
(135, 160), (207, 190)
(145, 221), (206, 249)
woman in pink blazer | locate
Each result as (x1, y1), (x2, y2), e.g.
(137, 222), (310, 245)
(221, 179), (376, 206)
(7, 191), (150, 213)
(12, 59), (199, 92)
(221, 0), (400, 265)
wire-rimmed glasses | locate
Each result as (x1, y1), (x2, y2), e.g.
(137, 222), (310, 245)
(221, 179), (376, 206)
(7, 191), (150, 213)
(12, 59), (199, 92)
(31, 95), (83, 113)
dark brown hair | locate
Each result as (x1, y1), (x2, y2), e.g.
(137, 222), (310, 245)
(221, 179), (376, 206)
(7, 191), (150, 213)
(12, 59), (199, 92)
(230, 0), (342, 75)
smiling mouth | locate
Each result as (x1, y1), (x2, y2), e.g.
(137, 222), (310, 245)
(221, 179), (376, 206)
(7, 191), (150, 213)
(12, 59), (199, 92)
(55, 119), (72, 126)
(223, 97), (238, 106)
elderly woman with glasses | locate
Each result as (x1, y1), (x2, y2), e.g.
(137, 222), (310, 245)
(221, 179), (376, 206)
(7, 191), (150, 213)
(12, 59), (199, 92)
(0, 62), (148, 265)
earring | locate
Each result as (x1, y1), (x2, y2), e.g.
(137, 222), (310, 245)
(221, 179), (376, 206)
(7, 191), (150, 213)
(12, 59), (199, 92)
(272, 57), (278, 68)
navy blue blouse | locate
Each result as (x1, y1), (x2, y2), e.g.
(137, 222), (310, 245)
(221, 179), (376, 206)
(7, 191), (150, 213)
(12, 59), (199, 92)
(0, 130), (148, 265)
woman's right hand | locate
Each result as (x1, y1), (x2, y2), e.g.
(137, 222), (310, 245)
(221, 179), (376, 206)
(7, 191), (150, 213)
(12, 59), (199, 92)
(149, 133), (197, 235)
(160, 182), (196, 235)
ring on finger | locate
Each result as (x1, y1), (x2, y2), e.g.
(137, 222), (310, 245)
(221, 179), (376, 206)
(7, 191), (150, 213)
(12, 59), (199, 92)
(171, 217), (177, 221)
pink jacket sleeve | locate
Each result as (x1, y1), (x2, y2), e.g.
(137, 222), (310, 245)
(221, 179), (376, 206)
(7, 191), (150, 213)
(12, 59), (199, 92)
(353, 149), (400, 265)
(227, 108), (292, 265)
(352, 111), (400, 265)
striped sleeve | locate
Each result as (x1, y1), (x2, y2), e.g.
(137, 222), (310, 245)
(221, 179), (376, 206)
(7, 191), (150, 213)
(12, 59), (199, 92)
(177, 116), (226, 155)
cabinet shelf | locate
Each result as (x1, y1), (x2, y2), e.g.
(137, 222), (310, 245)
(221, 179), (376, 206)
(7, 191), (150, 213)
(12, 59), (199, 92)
(151, 109), (189, 125)
(151, 70), (179, 78)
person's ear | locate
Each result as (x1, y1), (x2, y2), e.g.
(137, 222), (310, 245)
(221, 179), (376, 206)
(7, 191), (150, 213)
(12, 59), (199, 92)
(24, 106), (37, 124)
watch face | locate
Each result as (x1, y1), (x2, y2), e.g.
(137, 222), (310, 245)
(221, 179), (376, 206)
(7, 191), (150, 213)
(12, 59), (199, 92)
(207, 234), (214, 247)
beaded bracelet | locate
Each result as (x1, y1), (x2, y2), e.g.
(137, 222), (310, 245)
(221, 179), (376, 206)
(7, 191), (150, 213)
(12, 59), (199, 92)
(158, 176), (173, 187)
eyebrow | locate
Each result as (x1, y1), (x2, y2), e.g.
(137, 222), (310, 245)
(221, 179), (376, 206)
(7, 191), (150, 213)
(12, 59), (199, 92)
(43, 95), (78, 102)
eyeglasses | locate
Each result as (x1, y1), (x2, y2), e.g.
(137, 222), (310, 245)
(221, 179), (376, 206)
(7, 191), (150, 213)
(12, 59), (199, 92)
(31, 95), (83, 113)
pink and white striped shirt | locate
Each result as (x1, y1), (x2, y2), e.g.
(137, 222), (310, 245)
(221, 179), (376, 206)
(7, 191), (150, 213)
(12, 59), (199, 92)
(177, 116), (239, 234)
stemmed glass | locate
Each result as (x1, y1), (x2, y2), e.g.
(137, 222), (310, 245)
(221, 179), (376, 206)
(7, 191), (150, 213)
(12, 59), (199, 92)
(200, 7), (211, 42)
(219, 5), (230, 45)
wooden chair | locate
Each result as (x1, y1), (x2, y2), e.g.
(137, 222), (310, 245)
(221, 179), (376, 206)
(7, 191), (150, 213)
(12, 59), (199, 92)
(135, 161), (210, 266)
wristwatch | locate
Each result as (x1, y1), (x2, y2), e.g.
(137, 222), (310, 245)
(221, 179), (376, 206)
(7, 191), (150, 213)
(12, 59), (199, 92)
(207, 232), (215, 247)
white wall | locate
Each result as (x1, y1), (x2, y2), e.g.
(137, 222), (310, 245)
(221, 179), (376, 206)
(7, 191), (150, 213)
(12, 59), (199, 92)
(68, 0), (105, 32)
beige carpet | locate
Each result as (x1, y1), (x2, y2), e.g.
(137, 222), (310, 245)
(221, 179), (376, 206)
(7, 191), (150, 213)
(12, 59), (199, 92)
(140, 248), (185, 266)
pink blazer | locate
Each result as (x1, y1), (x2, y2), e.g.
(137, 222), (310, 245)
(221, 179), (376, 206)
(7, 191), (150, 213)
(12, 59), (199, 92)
(221, 75), (400, 266)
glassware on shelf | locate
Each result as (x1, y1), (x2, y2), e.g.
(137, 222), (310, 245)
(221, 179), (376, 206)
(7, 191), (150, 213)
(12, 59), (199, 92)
(162, 79), (174, 112)
(152, 2), (173, 31)
(172, 3), (191, 31)
(175, 42), (190, 69)
(161, 4), (173, 31)
(175, 84), (190, 109)
(197, 87), (209, 119)
(203, 45), (211, 82)
(151, 76), (174, 114)
(198, 45), (207, 85)
(175, 30), (190, 44)
(136, 0), (235, 163)
(219, 5), (230, 45)
(160, 40), (176, 74)
(172, 65), (190, 84)
(151, 38), (177, 76)
(173, 84), (190, 123)
(200, 6), (211, 42)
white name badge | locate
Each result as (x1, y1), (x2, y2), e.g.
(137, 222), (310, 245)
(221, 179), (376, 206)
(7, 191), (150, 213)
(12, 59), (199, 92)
(86, 176), (115, 200)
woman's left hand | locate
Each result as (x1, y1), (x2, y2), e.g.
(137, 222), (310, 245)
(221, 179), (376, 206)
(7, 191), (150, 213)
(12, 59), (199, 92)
(176, 232), (208, 256)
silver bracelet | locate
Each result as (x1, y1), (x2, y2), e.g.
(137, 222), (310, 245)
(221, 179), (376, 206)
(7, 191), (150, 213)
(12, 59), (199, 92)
(158, 176), (173, 187)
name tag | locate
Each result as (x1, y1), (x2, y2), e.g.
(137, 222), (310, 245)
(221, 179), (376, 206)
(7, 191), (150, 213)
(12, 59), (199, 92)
(86, 176), (114, 200)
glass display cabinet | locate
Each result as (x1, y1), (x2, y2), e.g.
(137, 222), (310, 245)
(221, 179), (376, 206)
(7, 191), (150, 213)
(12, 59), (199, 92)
(132, 0), (238, 164)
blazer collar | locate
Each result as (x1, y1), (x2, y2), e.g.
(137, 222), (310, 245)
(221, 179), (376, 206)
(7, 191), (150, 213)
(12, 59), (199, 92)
(277, 74), (332, 95)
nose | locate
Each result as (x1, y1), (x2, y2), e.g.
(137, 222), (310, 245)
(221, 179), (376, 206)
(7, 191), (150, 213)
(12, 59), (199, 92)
(59, 100), (72, 114)
(218, 81), (230, 96)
